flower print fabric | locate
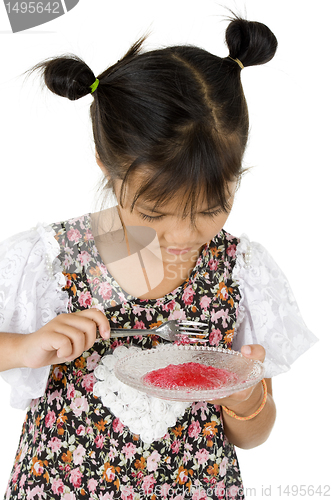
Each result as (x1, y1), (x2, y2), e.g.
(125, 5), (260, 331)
(5, 213), (245, 500)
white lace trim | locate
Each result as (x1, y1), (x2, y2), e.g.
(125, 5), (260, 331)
(232, 234), (318, 377)
(0, 223), (69, 409)
(93, 345), (190, 444)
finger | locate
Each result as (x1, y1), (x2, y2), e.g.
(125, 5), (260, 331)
(40, 330), (80, 360)
(241, 344), (265, 363)
(50, 326), (87, 361)
(71, 309), (110, 339)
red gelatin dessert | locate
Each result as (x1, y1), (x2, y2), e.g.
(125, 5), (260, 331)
(143, 362), (238, 390)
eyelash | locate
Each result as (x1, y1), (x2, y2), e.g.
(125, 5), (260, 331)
(138, 207), (223, 222)
(138, 213), (164, 222)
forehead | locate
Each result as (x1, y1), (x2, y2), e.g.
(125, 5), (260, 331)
(114, 170), (236, 215)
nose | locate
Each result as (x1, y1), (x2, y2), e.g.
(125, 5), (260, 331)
(163, 218), (198, 247)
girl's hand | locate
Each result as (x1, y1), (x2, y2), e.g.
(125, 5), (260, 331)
(20, 310), (110, 369)
(209, 344), (266, 412)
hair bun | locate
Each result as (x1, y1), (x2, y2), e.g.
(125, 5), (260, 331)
(225, 17), (278, 67)
(29, 54), (96, 100)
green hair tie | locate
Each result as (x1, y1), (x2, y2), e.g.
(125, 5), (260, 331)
(90, 78), (99, 94)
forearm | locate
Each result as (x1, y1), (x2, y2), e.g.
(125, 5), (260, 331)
(0, 332), (27, 371)
(221, 379), (276, 449)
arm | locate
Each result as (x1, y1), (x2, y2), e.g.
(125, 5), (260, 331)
(0, 310), (111, 372)
(0, 332), (27, 371)
(221, 376), (276, 449)
(211, 344), (276, 449)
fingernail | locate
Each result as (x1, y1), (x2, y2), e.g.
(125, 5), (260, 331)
(242, 345), (251, 355)
(103, 329), (110, 339)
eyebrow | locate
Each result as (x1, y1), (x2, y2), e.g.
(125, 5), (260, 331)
(135, 203), (222, 215)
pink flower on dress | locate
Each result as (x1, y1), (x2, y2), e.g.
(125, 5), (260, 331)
(78, 250), (92, 266)
(142, 474), (156, 495)
(171, 440), (181, 454)
(78, 290), (92, 308)
(215, 481), (226, 499)
(86, 351), (101, 371)
(95, 434), (105, 449)
(66, 383), (75, 400)
(211, 308), (229, 327)
(188, 420), (201, 439)
(84, 228), (94, 241)
(73, 444), (86, 465)
(109, 446), (118, 461)
(219, 457), (228, 478)
(99, 282), (113, 300)
(194, 448), (210, 465)
(168, 309), (187, 321)
(81, 373), (95, 392)
(48, 437), (62, 453)
(87, 478), (98, 493)
(121, 485), (135, 500)
(26, 485), (45, 500)
(70, 396), (88, 417)
(199, 295), (211, 310)
(62, 493), (76, 500)
(147, 450), (161, 472)
(226, 244), (237, 257)
(51, 478), (64, 495)
(11, 464), (20, 484)
(113, 418), (125, 434)
(192, 489), (208, 500)
(209, 328), (222, 346)
(133, 321), (145, 329)
(208, 259), (218, 271)
(69, 467), (83, 488)
(160, 484), (171, 497)
(121, 442), (137, 459)
(100, 493), (115, 500)
(45, 410), (56, 429)
(132, 304), (145, 316)
(227, 485), (239, 499)
(76, 425), (85, 436)
(67, 229), (82, 243)
(19, 474), (27, 489)
(183, 285), (194, 306)
(163, 300), (176, 312)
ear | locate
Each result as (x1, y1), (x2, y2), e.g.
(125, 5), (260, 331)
(95, 151), (110, 180)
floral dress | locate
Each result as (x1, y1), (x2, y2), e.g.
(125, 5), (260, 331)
(4, 213), (245, 500)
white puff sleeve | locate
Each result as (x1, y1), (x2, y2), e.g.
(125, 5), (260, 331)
(232, 234), (318, 378)
(0, 223), (69, 409)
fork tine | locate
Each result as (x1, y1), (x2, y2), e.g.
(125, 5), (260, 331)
(176, 332), (207, 339)
(177, 320), (208, 327)
(178, 326), (207, 332)
(177, 330), (207, 336)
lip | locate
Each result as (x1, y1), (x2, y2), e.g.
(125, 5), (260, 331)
(165, 247), (192, 255)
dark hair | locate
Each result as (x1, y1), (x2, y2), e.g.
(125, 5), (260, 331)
(27, 15), (277, 221)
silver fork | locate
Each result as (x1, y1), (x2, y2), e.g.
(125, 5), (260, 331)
(109, 319), (209, 343)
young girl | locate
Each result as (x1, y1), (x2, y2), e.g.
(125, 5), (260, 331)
(0, 15), (317, 500)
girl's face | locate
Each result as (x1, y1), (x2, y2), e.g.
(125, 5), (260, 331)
(113, 176), (236, 267)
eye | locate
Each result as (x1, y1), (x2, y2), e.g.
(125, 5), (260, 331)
(138, 212), (165, 222)
(201, 208), (224, 219)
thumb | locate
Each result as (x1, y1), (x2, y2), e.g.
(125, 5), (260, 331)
(241, 344), (265, 363)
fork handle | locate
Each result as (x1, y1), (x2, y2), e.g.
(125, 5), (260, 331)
(110, 328), (152, 338)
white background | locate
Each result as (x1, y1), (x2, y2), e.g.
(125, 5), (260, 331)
(0, 0), (331, 497)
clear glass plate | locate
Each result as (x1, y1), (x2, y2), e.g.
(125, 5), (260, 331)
(114, 345), (265, 402)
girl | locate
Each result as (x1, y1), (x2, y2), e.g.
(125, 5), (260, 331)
(0, 15), (317, 500)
